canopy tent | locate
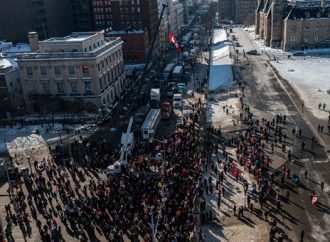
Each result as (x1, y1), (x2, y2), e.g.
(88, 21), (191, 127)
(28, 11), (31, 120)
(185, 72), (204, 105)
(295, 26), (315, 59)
(208, 28), (234, 93)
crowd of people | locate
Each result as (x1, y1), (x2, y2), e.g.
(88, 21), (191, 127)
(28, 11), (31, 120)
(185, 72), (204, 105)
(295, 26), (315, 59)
(3, 99), (209, 242)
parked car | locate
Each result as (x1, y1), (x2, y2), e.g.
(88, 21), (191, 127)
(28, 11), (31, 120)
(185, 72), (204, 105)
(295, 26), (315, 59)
(247, 50), (258, 55)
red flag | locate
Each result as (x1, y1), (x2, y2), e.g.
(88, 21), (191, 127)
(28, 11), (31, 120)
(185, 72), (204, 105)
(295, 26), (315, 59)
(169, 32), (181, 52)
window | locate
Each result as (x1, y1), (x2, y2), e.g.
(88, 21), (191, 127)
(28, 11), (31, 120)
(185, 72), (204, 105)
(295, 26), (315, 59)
(304, 37), (309, 43)
(70, 82), (78, 93)
(42, 82), (50, 94)
(99, 78), (103, 90)
(290, 36), (296, 42)
(82, 65), (89, 77)
(40, 66), (47, 76)
(315, 36), (319, 42)
(54, 66), (61, 76)
(57, 82), (64, 94)
(68, 66), (75, 76)
(26, 67), (33, 76)
(84, 81), (92, 93)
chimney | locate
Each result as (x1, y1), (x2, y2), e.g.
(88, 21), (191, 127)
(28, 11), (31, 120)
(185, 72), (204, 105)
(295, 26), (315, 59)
(27, 32), (39, 52)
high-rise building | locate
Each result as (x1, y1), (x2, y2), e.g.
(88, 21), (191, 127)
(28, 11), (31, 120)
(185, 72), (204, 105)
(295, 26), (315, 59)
(71, 0), (94, 32)
(0, 0), (74, 42)
(91, 0), (159, 63)
(17, 32), (126, 111)
(91, 0), (158, 41)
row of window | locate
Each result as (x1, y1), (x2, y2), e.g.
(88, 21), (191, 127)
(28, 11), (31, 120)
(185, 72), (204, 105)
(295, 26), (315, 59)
(290, 35), (327, 43)
(26, 65), (82, 77)
(40, 81), (89, 95)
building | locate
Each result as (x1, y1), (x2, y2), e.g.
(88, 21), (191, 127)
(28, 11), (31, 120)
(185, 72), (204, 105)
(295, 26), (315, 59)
(17, 32), (125, 112)
(256, 0), (330, 50)
(218, 0), (234, 21)
(107, 29), (149, 64)
(218, 0), (258, 23)
(159, 13), (170, 51)
(0, 59), (23, 114)
(91, 0), (159, 63)
(0, 0), (73, 42)
(71, 0), (94, 32)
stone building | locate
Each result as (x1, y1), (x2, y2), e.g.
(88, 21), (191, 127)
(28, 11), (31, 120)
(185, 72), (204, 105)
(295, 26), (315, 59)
(17, 32), (126, 111)
(256, 0), (330, 50)
(218, 0), (258, 23)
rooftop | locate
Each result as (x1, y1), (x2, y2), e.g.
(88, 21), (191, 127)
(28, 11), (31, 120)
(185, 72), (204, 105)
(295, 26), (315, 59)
(43, 31), (103, 43)
(0, 58), (18, 74)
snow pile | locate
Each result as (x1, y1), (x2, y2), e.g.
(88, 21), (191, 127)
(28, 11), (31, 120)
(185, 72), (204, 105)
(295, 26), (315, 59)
(272, 58), (330, 119)
(209, 28), (234, 92)
(6, 134), (50, 165)
(207, 97), (241, 130)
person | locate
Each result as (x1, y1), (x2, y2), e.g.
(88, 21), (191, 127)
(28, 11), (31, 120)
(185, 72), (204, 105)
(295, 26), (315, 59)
(304, 169), (308, 179)
(300, 229), (305, 242)
(321, 181), (325, 192)
(233, 204), (237, 215)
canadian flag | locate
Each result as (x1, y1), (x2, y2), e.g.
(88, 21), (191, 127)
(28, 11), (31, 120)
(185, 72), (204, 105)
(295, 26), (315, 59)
(169, 32), (181, 52)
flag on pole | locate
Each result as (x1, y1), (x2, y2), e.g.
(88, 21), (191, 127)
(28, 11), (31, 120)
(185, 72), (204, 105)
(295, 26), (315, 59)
(169, 32), (181, 52)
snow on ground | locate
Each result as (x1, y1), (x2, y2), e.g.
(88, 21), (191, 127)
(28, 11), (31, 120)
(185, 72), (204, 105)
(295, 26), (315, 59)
(0, 123), (96, 153)
(272, 58), (330, 119)
(209, 28), (234, 92)
(202, 148), (269, 242)
(207, 97), (241, 131)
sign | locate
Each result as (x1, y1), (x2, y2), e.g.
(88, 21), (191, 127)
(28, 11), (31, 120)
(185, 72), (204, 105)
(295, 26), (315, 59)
(312, 195), (318, 205)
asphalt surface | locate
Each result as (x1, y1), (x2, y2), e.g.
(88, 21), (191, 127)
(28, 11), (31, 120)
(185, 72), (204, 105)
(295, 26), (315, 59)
(233, 27), (330, 242)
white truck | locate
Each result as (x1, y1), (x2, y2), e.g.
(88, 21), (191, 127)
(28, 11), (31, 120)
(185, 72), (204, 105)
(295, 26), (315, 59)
(173, 93), (182, 109)
(150, 88), (160, 108)
(107, 117), (133, 176)
(141, 109), (161, 140)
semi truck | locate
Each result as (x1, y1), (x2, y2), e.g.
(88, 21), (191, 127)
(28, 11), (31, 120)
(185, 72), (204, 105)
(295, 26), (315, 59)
(172, 65), (183, 82)
(163, 63), (176, 82)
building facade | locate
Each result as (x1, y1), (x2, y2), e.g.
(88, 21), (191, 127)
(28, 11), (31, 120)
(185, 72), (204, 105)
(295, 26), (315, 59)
(218, 0), (258, 23)
(71, 0), (94, 32)
(91, 0), (158, 63)
(17, 32), (125, 111)
(256, 0), (330, 50)
(0, 0), (74, 42)
(107, 30), (149, 64)
(0, 59), (23, 114)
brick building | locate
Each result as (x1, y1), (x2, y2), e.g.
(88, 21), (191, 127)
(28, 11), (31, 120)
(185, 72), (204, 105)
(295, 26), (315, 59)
(91, 0), (158, 63)
(106, 29), (149, 64)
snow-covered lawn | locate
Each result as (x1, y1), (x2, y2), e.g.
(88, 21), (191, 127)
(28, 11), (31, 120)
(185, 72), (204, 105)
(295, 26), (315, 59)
(272, 58), (330, 120)
(207, 97), (241, 130)
(0, 123), (96, 153)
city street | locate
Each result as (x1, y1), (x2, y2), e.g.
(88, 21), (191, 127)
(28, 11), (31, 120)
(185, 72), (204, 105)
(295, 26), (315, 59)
(232, 27), (330, 241)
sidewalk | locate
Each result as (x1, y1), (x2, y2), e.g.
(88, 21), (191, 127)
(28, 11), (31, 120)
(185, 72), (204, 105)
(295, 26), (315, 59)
(201, 152), (270, 242)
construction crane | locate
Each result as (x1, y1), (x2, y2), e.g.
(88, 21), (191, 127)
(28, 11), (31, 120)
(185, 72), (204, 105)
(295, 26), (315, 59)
(144, 4), (167, 72)
(106, 116), (134, 175)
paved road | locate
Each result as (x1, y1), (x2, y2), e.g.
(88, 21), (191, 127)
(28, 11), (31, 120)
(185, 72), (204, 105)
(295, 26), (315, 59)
(232, 27), (330, 242)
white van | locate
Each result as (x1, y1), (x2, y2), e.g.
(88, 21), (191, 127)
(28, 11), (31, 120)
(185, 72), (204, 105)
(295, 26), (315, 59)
(173, 94), (182, 109)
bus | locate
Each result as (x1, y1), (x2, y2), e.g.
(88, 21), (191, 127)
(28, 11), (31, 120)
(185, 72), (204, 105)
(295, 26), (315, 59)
(141, 109), (161, 140)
